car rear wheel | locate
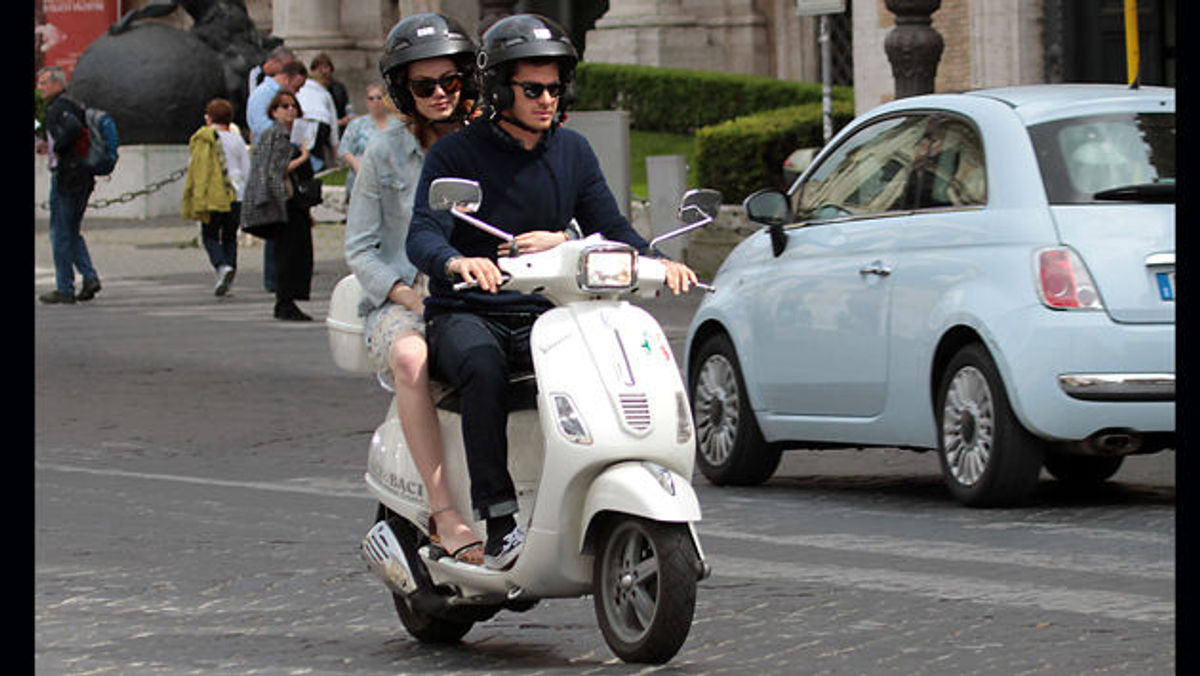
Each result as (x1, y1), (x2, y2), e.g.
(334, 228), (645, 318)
(936, 343), (1044, 507)
(1043, 453), (1124, 485)
(689, 333), (781, 485)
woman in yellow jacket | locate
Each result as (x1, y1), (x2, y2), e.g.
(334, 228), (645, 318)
(183, 98), (250, 296)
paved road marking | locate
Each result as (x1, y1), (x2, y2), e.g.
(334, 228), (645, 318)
(699, 526), (1173, 580)
(707, 554), (1174, 625)
(35, 462), (367, 500)
(37, 461), (1173, 627)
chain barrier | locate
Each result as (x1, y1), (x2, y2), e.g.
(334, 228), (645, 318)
(36, 166), (189, 211)
(38, 164), (349, 215)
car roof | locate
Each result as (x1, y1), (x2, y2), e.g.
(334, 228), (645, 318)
(962, 84), (1174, 125)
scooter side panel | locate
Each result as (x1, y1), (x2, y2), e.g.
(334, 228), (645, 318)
(529, 303), (702, 561)
(530, 302), (696, 477)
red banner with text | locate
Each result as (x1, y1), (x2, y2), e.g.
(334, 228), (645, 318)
(37, 0), (121, 78)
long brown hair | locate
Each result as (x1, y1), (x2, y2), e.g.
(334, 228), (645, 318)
(403, 97), (476, 151)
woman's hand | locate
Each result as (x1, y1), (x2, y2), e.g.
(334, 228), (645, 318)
(497, 230), (568, 257)
(287, 145), (311, 173)
(388, 282), (424, 315)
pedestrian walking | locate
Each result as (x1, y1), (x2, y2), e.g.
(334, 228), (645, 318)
(183, 98), (250, 296)
(36, 65), (101, 305)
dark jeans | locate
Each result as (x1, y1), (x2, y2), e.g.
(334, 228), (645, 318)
(200, 202), (240, 272)
(48, 172), (98, 295)
(426, 311), (537, 521)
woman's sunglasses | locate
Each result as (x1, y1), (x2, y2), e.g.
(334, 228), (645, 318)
(408, 72), (463, 98)
(512, 81), (564, 99)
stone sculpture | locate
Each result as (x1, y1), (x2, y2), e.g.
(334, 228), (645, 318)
(69, 0), (281, 144)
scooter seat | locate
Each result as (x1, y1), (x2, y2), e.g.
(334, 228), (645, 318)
(432, 372), (539, 414)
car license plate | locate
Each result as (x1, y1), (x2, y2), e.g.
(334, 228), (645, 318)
(1156, 271), (1175, 301)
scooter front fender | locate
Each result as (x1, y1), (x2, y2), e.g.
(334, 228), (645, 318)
(580, 461), (702, 551)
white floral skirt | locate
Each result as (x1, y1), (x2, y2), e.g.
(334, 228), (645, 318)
(364, 300), (425, 392)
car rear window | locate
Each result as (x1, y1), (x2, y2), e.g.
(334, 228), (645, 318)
(1028, 112), (1175, 204)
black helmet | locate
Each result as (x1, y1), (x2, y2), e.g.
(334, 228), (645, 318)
(478, 14), (578, 116)
(379, 13), (477, 116)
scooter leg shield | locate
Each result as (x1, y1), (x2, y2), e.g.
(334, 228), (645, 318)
(580, 461), (702, 551)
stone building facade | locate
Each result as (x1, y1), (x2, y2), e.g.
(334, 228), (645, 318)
(124, 0), (1174, 118)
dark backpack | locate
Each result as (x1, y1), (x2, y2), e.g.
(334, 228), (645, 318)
(81, 107), (119, 176)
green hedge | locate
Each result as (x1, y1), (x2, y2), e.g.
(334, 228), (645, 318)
(695, 100), (856, 204)
(575, 62), (853, 134)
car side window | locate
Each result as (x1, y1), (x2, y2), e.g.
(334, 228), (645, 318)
(901, 116), (987, 209)
(794, 115), (930, 221)
(794, 114), (987, 221)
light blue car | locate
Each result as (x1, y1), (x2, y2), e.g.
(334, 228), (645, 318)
(684, 84), (1174, 507)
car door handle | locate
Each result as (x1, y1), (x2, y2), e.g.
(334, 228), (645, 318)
(859, 262), (892, 277)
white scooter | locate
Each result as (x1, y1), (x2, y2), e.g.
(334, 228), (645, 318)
(326, 179), (721, 664)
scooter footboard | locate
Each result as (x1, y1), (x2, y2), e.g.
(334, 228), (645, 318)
(580, 461), (701, 551)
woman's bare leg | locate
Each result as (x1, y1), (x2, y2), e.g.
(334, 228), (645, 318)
(389, 331), (482, 562)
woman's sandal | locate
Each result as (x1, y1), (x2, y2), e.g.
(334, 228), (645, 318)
(428, 505), (484, 565)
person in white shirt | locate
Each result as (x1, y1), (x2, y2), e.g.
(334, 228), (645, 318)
(295, 74), (339, 171)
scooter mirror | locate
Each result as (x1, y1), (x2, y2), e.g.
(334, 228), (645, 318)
(678, 189), (723, 224)
(429, 178), (482, 213)
(648, 187), (723, 251)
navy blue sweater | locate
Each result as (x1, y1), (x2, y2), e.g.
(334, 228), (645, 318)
(407, 120), (650, 318)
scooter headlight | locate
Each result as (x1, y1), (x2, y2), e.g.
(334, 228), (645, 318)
(577, 244), (637, 292)
(551, 393), (592, 445)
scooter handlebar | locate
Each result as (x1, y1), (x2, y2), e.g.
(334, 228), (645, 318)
(452, 272), (512, 292)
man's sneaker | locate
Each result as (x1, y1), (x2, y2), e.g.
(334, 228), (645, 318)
(76, 278), (101, 301)
(214, 265), (235, 296)
(39, 290), (75, 304)
(483, 525), (525, 570)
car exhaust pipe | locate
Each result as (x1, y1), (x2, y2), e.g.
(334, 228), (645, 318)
(361, 521), (419, 596)
(1090, 432), (1142, 456)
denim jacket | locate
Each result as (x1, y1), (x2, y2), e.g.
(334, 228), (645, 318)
(344, 124), (424, 312)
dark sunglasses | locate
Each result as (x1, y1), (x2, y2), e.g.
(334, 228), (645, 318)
(512, 80), (564, 99)
(408, 72), (463, 98)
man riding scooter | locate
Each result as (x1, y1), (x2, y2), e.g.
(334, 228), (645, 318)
(406, 13), (698, 570)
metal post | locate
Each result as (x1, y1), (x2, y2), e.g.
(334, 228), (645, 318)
(1124, 0), (1140, 86)
(883, 0), (944, 99)
(820, 14), (832, 143)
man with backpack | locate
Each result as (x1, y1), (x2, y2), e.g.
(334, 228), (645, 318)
(37, 66), (101, 304)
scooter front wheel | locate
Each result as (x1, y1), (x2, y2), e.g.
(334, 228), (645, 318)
(593, 516), (697, 664)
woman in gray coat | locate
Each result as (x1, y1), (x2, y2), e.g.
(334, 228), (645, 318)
(243, 90), (314, 320)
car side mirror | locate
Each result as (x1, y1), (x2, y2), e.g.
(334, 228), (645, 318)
(743, 188), (791, 257)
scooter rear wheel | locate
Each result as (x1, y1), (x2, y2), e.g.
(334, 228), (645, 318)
(391, 593), (473, 644)
(593, 516), (697, 664)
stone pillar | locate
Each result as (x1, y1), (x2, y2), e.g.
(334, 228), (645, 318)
(585, 0), (769, 76)
(273, 0), (354, 50)
(883, 0), (943, 98)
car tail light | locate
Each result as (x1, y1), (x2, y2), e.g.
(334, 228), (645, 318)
(1036, 247), (1103, 310)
